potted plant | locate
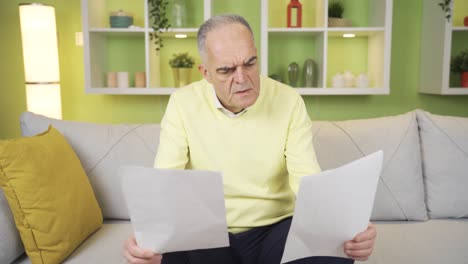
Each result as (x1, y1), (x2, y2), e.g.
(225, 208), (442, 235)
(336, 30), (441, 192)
(148, 0), (170, 52)
(328, 0), (351, 27)
(169, 52), (195, 87)
(450, 49), (468, 88)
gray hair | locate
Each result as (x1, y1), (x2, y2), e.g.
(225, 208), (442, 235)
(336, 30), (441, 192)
(197, 14), (254, 63)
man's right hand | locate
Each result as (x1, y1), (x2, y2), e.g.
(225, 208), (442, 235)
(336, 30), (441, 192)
(123, 235), (162, 264)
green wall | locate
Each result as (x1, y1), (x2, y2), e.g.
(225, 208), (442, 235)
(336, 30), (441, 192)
(1, 0), (468, 139)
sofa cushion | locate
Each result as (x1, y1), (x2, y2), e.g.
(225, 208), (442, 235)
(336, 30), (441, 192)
(416, 110), (468, 218)
(0, 189), (24, 264)
(20, 112), (161, 220)
(13, 221), (132, 264)
(311, 111), (428, 220)
(14, 220), (468, 264)
(0, 126), (103, 264)
(364, 219), (468, 264)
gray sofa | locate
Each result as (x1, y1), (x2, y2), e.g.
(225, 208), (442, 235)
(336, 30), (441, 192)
(2, 109), (467, 264)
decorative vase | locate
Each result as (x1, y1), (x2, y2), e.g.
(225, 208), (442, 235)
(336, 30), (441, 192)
(134, 72), (146, 88)
(171, 0), (187, 28)
(288, 62), (300, 87)
(464, 16), (468, 27)
(462, 72), (468, 88)
(343, 70), (355, 87)
(172, 68), (192, 87)
(328, 18), (352, 27)
(303, 59), (316, 87)
(355, 73), (369, 88)
(287, 0), (302, 28)
(332, 73), (344, 88)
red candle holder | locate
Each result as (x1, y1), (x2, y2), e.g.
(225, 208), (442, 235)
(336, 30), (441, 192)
(287, 0), (302, 28)
(462, 72), (468, 88)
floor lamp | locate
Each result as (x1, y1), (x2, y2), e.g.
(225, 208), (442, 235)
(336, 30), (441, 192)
(19, 3), (62, 119)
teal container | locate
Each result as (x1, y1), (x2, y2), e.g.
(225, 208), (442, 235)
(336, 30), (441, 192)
(110, 10), (133, 28)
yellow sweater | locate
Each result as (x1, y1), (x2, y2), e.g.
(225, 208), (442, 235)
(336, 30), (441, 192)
(155, 76), (321, 233)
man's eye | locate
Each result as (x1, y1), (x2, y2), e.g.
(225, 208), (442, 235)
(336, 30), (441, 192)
(219, 69), (232, 74)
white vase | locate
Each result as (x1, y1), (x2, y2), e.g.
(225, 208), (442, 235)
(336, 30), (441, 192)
(332, 73), (344, 88)
(343, 70), (355, 87)
(355, 73), (369, 88)
(171, 0), (187, 28)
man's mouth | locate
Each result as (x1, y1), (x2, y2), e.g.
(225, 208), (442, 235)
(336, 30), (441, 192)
(235, 89), (251, 94)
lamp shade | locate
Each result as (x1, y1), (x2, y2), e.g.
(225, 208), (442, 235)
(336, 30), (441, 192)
(19, 3), (62, 119)
(26, 84), (61, 119)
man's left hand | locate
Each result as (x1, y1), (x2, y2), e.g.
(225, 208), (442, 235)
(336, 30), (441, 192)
(344, 223), (377, 261)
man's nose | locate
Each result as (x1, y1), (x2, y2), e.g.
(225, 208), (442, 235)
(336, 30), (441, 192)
(233, 66), (247, 83)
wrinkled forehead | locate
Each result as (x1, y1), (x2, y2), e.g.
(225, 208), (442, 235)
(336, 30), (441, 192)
(206, 22), (254, 42)
(205, 23), (256, 65)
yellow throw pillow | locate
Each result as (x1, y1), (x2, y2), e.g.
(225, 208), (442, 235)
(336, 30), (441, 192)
(0, 126), (103, 264)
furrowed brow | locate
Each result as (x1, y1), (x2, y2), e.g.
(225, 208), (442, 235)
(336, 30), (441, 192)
(244, 56), (257, 65)
(216, 65), (236, 73)
(215, 56), (258, 73)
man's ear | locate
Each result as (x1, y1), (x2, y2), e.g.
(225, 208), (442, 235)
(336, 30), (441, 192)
(198, 64), (212, 83)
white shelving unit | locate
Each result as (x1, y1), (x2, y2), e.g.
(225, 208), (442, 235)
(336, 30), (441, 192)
(82, 0), (393, 95)
(261, 0), (392, 95)
(419, 0), (468, 95)
(81, 0), (210, 95)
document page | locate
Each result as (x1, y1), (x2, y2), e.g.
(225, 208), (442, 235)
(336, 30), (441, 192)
(120, 166), (230, 254)
(281, 151), (383, 263)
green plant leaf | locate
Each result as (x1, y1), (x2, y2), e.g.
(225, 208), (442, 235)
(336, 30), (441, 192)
(169, 52), (196, 68)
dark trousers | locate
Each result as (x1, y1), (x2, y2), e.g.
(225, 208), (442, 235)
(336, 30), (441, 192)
(162, 217), (354, 264)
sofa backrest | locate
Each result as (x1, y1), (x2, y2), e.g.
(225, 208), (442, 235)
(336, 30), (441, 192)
(18, 110), (433, 222)
(2, 110), (466, 264)
(20, 112), (161, 220)
(312, 111), (427, 221)
(416, 110), (468, 219)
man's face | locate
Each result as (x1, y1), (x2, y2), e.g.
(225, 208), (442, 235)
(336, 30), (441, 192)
(199, 23), (260, 113)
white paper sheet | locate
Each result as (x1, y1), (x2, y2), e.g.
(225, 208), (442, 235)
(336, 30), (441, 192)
(120, 166), (230, 254)
(281, 151), (383, 263)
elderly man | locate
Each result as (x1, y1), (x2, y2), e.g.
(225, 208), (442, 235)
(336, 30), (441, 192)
(123, 14), (376, 264)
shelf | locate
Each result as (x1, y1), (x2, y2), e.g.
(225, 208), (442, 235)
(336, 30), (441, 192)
(327, 27), (385, 36)
(86, 87), (177, 95)
(442, 88), (468, 95)
(268, 29), (325, 38)
(327, 30), (386, 89)
(268, 28), (326, 33)
(262, 0), (392, 95)
(149, 28), (199, 38)
(83, 0), (392, 95)
(295, 87), (388, 95)
(419, 0), (468, 95)
(90, 28), (145, 32)
(452, 27), (468, 31)
(89, 28), (145, 36)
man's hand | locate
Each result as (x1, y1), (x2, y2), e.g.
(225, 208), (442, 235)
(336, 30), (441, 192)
(123, 235), (162, 264)
(344, 223), (377, 261)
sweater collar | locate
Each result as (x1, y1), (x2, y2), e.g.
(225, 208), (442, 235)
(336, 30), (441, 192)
(211, 87), (248, 118)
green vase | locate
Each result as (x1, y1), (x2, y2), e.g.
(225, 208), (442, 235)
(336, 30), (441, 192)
(288, 62), (300, 87)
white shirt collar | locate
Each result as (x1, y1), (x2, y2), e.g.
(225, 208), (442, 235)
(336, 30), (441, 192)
(212, 88), (247, 118)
